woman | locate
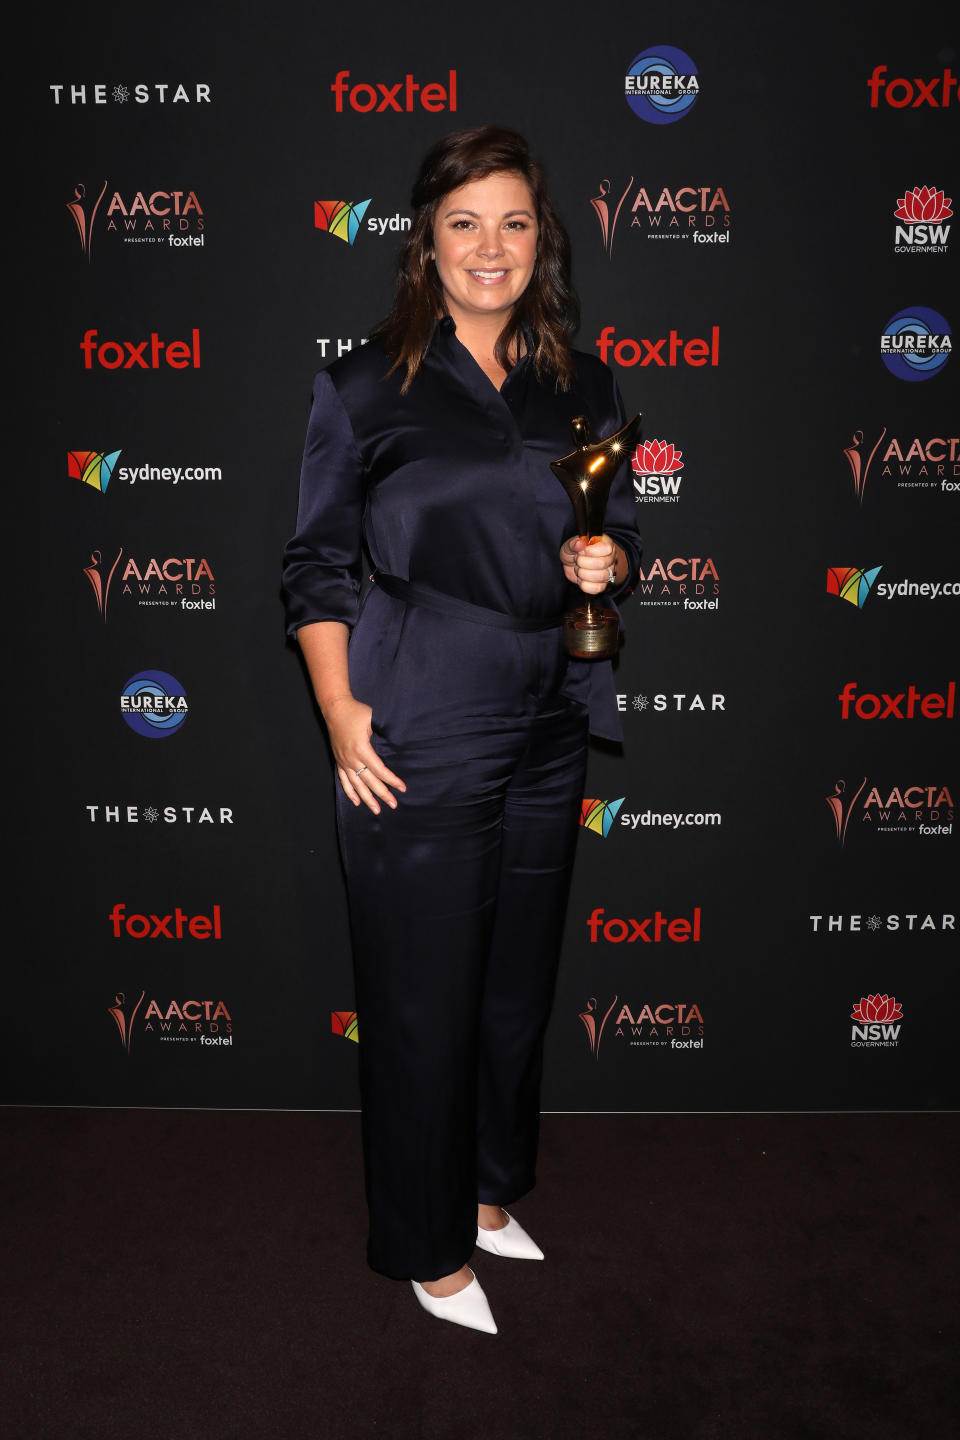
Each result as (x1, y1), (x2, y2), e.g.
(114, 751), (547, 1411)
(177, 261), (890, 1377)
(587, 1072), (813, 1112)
(282, 126), (641, 1334)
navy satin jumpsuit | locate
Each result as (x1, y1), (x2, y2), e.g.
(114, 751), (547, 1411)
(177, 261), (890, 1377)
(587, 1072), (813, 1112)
(283, 317), (641, 1280)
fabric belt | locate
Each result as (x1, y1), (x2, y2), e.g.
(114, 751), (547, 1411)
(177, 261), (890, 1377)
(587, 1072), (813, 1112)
(373, 572), (564, 634)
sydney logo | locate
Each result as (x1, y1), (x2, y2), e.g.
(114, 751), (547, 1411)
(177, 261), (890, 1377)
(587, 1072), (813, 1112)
(826, 565), (882, 609)
(580, 798), (625, 838)
(314, 198), (371, 245)
(69, 448), (121, 495)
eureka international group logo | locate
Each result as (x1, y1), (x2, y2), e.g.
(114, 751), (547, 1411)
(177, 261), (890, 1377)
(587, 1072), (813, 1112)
(120, 670), (188, 737)
(880, 307), (951, 381)
(625, 46), (699, 124)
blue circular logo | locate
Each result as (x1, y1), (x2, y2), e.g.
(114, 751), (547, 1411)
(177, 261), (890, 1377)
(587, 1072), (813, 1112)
(625, 45), (699, 124)
(880, 306), (951, 381)
(121, 669), (188, 738)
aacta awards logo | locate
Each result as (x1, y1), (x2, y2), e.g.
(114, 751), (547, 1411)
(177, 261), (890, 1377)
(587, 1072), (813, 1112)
(894, 186), (951, 254)
(86, 551), (217, 614)
(80, 329), (201, 370)
(826, 778), (954, 844)
(880, 307), (951, 381)
(590, 178), (730, 255)
(851, 995), (902, 1049)
(580, 798), (625, 837)
(579, 995), (703, 1057)
(632, 439), (684, 503)
(635, 556), (719, 612)
(314, 198), (411, 246)
(843, 427), (960, 501)
(625, 47), (699, 124)
(120, 671), (188, 737)
(866, 65), (958, 108)
(331, 1011), (359, 1042)
(108, 991), (233, 1050)
(826, 566), (882, 609)
(67, 182), (205, 259)
(837, 681), (955, 720)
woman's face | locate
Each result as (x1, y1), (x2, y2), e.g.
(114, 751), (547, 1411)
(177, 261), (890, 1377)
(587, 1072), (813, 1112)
(430, 171), (538, 331)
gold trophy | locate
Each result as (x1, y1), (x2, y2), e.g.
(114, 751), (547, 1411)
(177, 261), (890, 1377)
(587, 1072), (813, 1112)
(552, 412), (642, 659)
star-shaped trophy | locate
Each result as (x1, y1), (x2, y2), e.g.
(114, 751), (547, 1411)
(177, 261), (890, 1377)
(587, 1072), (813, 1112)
(552, 412), (642, 659)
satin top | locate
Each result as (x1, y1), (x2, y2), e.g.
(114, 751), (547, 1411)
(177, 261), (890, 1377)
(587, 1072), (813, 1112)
(282, 318), (642, 741)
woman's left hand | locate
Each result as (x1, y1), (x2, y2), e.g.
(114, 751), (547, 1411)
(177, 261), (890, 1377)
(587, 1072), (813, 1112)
(560, 534), (620, 595)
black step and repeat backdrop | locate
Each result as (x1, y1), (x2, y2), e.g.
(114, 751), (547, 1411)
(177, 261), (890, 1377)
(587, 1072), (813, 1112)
(9, 1), (957, 1111)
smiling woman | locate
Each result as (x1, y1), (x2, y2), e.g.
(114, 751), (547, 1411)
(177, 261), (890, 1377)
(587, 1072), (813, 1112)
(282, 124), (642, 1336)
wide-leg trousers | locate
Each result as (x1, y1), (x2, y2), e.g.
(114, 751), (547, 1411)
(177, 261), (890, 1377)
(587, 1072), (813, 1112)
(336, 629), (588, 1281)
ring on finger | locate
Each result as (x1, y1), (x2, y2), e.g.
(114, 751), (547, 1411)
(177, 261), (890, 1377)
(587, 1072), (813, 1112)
(354, 765), (367, 777)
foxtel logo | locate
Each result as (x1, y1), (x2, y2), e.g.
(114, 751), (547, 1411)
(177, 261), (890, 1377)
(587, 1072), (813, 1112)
(596, 325), (719, 369)
(586, 907), (701, 943)
(108, 903), (222, 938)
(80, 328), (200, 369)
(837, 682), (955, 719)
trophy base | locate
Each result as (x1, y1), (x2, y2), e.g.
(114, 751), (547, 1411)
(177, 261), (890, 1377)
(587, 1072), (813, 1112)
(563, 604), (619, 660)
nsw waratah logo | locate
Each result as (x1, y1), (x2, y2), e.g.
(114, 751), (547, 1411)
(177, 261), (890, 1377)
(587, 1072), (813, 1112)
(69, 448), (121, 495)
(851, 994), (902, 1048)
(580, 798), (625, 837)
(120, 670), (188, 738)
(632, 439), (684, 503)
(894, 186), (951, 253)
(625, 46), (699, 123)
(827, 566), (882, 608)
(880, 306), (951, 381)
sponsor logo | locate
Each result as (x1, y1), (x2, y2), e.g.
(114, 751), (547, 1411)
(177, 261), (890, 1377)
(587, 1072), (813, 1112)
(851, 995), (902, 1048)
(635, 555), (719, 612)
(580, 798), (625, 837)
(50, 83), (212, 105)
(69, 448), (122, 495)
(70, 451), (223, 493)
(108, 991), (233, 1049)
(120, 670), (188, 738)
(330, 69), (457, 113)
(894, 186), (952, 253)
(108, 903), (222, 940)
(315, 336), (369, 356)
(625, 46), (699, 124)
(826, 566), (882, 609)
(809, 913), (954, 933)
(66, 181), (107, 260)
(83, 548), (122, 619)
(80, 328), (201, 371)
(596, 325), (719, 369)
(867, 65), (958, 109)
(580, 995), (703, 1056)
(631, 439), (684, 504)
(591, 177), (730, 254)
(843, 428), (960, 500)
(586, 906), (701, 944)
(86, 805), (233, 824)
(314, 199), (410, 245)
(880, 307), (951, 381)
(331, 1011), (359, 1042)
(616, 692), (726, 714)
(837, 681), (955, 720)
(827, 778), (954, 844)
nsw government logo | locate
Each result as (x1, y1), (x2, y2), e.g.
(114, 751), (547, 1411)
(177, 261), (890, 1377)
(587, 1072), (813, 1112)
(894, 186), (951, 254)
(880, 307), (951, 381)
(120, 670), (188, 737)
(625, 47), (699, 124)
(851, 994), (902, 1049)
(632, 439), (684, 504)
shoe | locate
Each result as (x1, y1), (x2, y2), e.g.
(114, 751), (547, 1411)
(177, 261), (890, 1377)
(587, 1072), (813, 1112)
(475, 1211), (544, 1261)
(411, 1269), (498, 1334)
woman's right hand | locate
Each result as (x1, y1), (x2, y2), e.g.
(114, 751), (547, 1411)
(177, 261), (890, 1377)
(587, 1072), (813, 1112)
(323, 695), (407, 815)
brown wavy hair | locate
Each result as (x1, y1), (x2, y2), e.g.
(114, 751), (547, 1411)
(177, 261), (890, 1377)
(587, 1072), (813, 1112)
(371, 125), (579, 391)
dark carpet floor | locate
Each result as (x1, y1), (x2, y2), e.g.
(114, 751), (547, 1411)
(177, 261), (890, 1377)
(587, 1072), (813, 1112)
(2, 1109), (957, 1440)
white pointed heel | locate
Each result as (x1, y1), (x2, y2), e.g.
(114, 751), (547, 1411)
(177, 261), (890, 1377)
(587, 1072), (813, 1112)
(475, 1211), (544, 1260)
(411, 1269), (498, 1333)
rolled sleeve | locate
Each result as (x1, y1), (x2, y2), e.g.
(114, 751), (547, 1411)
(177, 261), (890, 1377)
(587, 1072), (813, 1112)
(281, 372), (367, 636)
